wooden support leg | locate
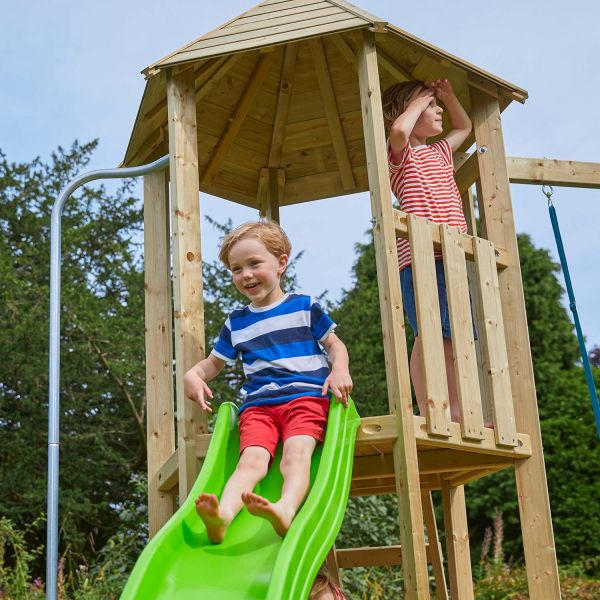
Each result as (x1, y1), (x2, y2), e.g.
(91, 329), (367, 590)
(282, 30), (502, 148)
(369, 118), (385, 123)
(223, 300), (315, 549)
(441, 483), (474, 600)
(422, 491), (449, 600)
(144, 171), (176, 537)
(325, 545), (342, 588)
(357, 30), (430, 599)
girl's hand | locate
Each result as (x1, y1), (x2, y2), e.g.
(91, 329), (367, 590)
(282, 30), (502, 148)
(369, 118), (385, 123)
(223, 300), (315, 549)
(184, 371), (214, 413)
(408, 88), (435, 113)
(430, 78), (454, 101)
(321, 368), (353, 408)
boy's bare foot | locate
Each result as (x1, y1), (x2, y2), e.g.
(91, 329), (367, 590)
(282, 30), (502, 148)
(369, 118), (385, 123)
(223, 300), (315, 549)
(195, 493), (230, 544)
(242, 492), (293, 538)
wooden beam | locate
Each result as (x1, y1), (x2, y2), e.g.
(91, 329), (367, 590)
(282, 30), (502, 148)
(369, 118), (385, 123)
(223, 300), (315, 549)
(357, 29), (430, 600)
(167, 67), (206, 500)
(393, 209), (508, 269)
(507, 156), (600, 189)
(377, 46), (412, 81)
(144, 170), (176, 536)
(201, 52), (275, 184)
(454, 151), (479, 195)
(471, 89), (561, 599)
(422, 491), (449, 600)
(196, 54), (240, 102)
(309, 37), (355, 191)
(157, 449), (179, 492)
(441, 483), (475, 600)
(330, 33), (357, 70)
(268, 43), (298, 167)
(336, 545), (432, 568)
(257, 167), (284, 221)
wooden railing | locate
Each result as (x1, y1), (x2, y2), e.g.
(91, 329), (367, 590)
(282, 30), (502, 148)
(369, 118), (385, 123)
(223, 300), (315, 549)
(393, 208), (518, 448)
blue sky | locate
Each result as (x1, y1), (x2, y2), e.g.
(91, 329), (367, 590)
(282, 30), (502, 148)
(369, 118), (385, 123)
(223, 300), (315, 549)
(2, 0), (599, 349)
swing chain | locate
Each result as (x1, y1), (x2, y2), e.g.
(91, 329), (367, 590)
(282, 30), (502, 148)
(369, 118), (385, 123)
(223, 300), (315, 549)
(542, 183), (554, 206)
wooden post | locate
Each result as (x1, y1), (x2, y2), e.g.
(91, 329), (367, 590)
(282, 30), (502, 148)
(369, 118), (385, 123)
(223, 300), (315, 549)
(471, 88), (561, 599)
(257, 167), (283, 222)
(422, 491), (449, 600)
(144, 171), (176, 536)
(357, 30), (430, 599)
(441, 483), (474, 600)
(167, 66), (207, 501)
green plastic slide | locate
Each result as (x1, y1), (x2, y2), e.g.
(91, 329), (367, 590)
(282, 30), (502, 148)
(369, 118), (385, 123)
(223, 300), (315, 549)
(121, 398), (360, 599)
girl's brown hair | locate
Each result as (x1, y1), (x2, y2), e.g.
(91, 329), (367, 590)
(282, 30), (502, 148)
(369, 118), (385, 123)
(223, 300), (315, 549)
(381, 80), (427, 138)
(218, 220), (292, 269)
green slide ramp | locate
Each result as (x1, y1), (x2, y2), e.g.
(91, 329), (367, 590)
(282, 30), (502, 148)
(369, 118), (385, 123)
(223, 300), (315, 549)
(121, 398), (360, 599)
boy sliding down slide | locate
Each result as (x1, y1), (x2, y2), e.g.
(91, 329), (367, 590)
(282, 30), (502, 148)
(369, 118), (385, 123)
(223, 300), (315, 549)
(183, 221), (352, 543)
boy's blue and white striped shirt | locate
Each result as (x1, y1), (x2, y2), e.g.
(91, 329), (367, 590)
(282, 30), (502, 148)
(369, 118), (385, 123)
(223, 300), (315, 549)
(211, 293), (335, 413)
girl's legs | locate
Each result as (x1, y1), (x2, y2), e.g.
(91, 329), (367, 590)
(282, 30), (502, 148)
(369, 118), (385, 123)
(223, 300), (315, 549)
(196, 445), (270, 543)
(410, 335), (460, 423)
(243, 434), (317, 537)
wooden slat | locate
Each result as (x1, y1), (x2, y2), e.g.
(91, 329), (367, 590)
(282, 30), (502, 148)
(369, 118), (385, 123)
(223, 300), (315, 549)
(196, 55), (241, 102)
(144, 171), (176, 536)
(169, 16), (366, 61)
(454, 150), (479, 195)
(202, 52), (275, 184)
(268, 43), (298, 167)
(472, 90), (561, 599)
(407, 215), (451, 437)
(507, 156), (600, 189)
(440, 225), (485, 439)
(473, 238), (517, 447)
(377, 46), (412, 81)
(325, 546), (342, 587)
(167, 67), (206, 500)
(233, 0), (328, 24)
(357, 30), (430, 600)
(422, 491), (449, 600)
(157, 450), (178, 492)
(441, 483), (474, 600)
(330, 33), (357, 70)
(309, 38), (355, 191)
(393, 209), (508, 269)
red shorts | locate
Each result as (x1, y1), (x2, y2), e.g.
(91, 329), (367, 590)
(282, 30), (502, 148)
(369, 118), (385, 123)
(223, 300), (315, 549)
(238, 396), (330, 459)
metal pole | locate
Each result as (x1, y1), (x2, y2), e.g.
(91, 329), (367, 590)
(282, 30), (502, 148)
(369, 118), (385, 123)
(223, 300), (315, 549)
(46, 155), (169, 600)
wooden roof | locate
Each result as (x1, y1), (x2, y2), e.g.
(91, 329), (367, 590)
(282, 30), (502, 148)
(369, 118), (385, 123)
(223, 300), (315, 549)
(123, 0), (528, 207)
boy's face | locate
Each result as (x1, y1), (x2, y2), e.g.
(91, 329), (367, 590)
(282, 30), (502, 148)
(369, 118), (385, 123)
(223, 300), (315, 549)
(228, 237), (288, 308)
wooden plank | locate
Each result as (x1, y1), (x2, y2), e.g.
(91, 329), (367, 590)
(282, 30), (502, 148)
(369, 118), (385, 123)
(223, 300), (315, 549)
(309, 38), (355, 191)
(171, 16), (366, 60)
(157, 449), (179, 492)
(422, 491), (449, 600)
(268, 43), (298, 167)
(357, 30), (430, 600)
(440, 225), (485, 440)
(167, 67), (206, 501)
(325, 546), (342, 587)
(471, 89), (561, 599)
(407, 215), (451, 437)
(443, 466), (505, 487)
(233, 0), (328, 24)
(454, 150), (479, 195)
(377, 46), (412, 81)
(196, 55), (240, 102)
(336, 545), (432, 568)
(441, 483), (474, 600)
(473, 238), (517, 447)
(257, 167), (284, 221)
(144, 171), (176, 536)
(507, 156), (600, 189)
(330, 33), (357, 70)
(202, 52), (275, 184)
(393, 209), (508, 269)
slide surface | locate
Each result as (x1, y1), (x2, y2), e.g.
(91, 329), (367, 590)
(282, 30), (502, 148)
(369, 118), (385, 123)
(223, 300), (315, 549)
(121, 398), (360, 599)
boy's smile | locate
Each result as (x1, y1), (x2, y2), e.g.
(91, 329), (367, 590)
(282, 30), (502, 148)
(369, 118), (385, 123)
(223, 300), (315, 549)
(228, 237), (288, 308)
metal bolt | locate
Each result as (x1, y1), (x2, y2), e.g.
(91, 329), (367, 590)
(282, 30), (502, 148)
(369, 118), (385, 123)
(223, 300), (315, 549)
(478, 146), (488, 154)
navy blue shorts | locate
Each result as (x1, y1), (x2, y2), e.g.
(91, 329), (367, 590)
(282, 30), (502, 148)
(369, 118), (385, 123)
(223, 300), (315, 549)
(400, 261), (477, 340)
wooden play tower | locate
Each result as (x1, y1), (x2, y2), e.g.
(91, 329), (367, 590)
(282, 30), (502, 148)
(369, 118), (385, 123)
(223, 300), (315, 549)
(122, 1), (568, 597)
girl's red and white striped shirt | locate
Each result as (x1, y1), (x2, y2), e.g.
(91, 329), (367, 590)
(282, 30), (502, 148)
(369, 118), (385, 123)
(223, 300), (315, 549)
(388, 138), (467, 271)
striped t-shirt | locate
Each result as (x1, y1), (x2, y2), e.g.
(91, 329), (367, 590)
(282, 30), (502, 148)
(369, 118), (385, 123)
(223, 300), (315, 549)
(211, 293), (335, 413)
(388, 138), (467, 270)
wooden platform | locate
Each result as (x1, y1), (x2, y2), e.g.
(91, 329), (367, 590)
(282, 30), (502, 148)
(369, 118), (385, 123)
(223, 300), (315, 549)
(155, 414), (531, 495)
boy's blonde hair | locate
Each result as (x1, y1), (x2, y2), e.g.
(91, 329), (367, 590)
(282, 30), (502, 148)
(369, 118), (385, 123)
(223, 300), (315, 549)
(219, 220), (292, 269)
(382, 80), (427, 138)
